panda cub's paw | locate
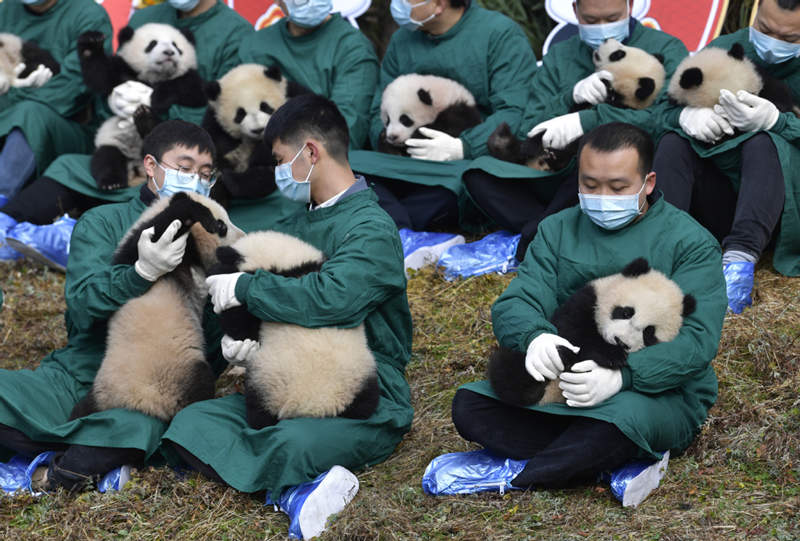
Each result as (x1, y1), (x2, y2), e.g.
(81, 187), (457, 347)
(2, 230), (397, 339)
(77, 31), (106, 58)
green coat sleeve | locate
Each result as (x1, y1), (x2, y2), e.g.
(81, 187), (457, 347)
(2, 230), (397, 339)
(234, 221), (406, 328)
(490, 226), (561, 352)
(329, 39), (379, 150)
(368, 40), (401, 149)
(620, 240), (726, 393)
(64, 213), (152, 333)
(768, 112), (800, 146)
(515, 49), (579, 137)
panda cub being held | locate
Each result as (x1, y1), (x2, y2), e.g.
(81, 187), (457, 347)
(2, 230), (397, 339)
(378, 73), (482, 156)
(202, 64), (310, 207)
(68, 192), (244, 423)
(0, 32), (60, 94)
(209, 231), (380, 429)
(488, 258), (696, 408)
(77, 23), (207, 191)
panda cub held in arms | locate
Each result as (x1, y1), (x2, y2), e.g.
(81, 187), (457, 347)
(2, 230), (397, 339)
(77, 23), (206, 191)
(209, 231), (380, 429)
(68, 192), (244, 423)
(202, 64), (310, 208)
(0, 32), (60, 94)
(378, 73), (482, 156)
(488, 258), (696, 408)
(668, 42), (799, 117)
(488, 39), (665, 171)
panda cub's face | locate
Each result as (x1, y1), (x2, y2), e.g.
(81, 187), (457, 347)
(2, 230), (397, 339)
(117, 23), (197, 84)
(381, 82), (437, 146)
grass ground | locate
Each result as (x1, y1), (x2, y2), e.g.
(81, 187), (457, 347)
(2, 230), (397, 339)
(1, 256), (798, 540)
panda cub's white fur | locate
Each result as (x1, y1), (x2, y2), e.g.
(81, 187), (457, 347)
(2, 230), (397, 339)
(0, 33), (23, 93)
(224, 231), (378, 421)
(593, 39), (666, 110)
(668, 47), (762, 109)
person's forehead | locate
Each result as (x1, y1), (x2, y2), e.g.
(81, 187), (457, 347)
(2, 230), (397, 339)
(580, 145), (639, 169)
(163, 145), (213, 166)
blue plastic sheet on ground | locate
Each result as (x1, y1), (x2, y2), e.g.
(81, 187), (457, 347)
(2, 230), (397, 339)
(422, 449), (528, 495)
(0, 456), (33, 495)
(437, 230), (520, 281)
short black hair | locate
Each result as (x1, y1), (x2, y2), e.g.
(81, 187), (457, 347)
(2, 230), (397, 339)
(141, 119), (216, 162)
(263, 94), (349, 163)
(449, 0), (469, 8)
(577, 122), (654, 176)
(776, 0), (800, 10)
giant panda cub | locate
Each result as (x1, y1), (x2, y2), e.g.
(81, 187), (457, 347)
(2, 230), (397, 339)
(668, 42), (798, 118)
(488, 258), (696, 408)
(378, 73), (482, 156)
(77, 24), (207, 191)
(488, 39), (665, 171)
(68, 192), (245, 423)
(0, 33), (60, 94)
(209, 231), (380, 429)
(202, 64), (310, 208)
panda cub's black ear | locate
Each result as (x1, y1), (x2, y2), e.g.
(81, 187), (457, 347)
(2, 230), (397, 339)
(621, 257), (650, 277)
(682, 294), (697, 317)
(264, 65), (283, 82)
(179, 28), (196, 45)
(204, 80), (221, 101)
(117, 26), (135, 47)
(728, 42), (745, 61)
(418, 88), (433, 106)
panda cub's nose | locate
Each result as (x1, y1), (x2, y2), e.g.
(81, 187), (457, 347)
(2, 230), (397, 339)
(163, 49), (175, 57)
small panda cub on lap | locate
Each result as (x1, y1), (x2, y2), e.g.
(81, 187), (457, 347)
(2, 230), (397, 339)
(378, 73), (482, 156)
(0, 32), (60, 94)
(210, 231), (380, 429)
(68, 192), (244, 423)
(488, 258), (696, 408)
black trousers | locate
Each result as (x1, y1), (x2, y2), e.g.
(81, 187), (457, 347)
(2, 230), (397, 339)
(0, 423), (144, 491)
(1, 176), (106, 224)
(451, 389), (639, 489)
(462, 169), (578, 261)
(653, 132), (784, 258)
(367, 175), (459, 231)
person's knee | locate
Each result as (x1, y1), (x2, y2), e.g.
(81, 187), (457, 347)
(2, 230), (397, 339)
(655, 132), (691, 158)
(741, 132), (777, 156)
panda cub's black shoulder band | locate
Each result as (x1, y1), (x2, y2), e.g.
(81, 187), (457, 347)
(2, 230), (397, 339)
(621, 257), (650, 277)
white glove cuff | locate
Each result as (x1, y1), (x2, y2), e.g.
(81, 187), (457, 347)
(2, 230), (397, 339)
(134, 259), (160, 282)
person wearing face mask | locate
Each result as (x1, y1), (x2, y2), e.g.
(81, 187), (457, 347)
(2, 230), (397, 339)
(346, 0), (536, 271)
(426, 122), (726, 495)
(0, 120), (236, 493)
(461, 0), (688, 264)
(164, 95), (412, 540)
(653, 0), (800, 314)
(0, 0), (253, 270)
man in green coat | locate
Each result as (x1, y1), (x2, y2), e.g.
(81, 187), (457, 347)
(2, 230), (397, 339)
(348, 0), (536, 247)
(166, 95), (413, 540)
(0, 0), (253, 268)
(462, 0), (688, 261)
(431, 123), (726, 492)
(653, 0), (800, 314)
(0, 0), (112, 199)
(0, 120), (228, 491)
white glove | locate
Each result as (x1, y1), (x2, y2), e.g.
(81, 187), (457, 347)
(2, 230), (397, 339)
(109, 80), (153, 119)
(527, 112), (584, 150)
(572, 70), (613, 105)
(524, 333), (580, 382)
(134, 219), (188, 282)
(221, 335), (259, 366)
(559, 360), (623, 407)
(405, 127), (464, 161)
(678, 106), (734, 143)
(206, 272), (245, 314)
(12, 63), (53, 88)
(715, 89), (780, 133)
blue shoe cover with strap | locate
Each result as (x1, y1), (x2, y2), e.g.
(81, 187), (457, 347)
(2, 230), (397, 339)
(723, 261), (754, 314)
(6, 214), (76, 272)
(421, 449), (528, 495)
(438, 230), (520, 281)
(600, 450), (670, 508)
(98, 465), (131, 493)
(0, 211), (21, 261)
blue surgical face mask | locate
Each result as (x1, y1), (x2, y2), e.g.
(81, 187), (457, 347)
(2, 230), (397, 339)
(285, 0), (332, 28)
(749, 26), (800, 64)
(578, 181), (646, 230)
(152, 160), (215, 198)
(578, 6), (630, 50)
(275, 144), (314, 203)
(167, 0), (201, 12)
(390, 0), (436, 31)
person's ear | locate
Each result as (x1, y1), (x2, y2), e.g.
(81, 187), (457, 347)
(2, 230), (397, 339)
(306, 141), (320, 165)
(644, 171), (656, 196)
(143, 154), (159, 185)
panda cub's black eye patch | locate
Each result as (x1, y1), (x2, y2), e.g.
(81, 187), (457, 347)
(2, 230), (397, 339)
(399, 114), (414, 127)
(172, 41), (183, 56)
(260, 102), (274, 114)
(611, 306), (635, 320)
(609, 50), (626, 62)
(643, 325), (659, 347)
(145, 40), (157, 53)
(234, 108), (246, 124)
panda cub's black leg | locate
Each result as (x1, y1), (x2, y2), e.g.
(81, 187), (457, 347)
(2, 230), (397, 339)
(340, 373), (380, 420)
(91, 145), (130, 191)
(244, 380), (278, 429)
(67, 389), (100, 421)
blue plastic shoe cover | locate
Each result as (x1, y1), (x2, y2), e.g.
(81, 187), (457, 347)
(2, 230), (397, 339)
(0, 194), (7, 207)
(24, 451), (56, 495)
(266, 465), (359, 539)
(0, 211), (21, 261)
(398, 228), (465, 271)
(723, 261), (754, 314)
(6, 214), (76, 272)
(0, 455), (35, 494)
(437, 230), (520, 281)
(600, 450), (670, 508)
(98, 465), (131, 493)
(421, 449), (528, 496)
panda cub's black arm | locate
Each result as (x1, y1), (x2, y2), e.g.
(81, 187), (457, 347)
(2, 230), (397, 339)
(76, 31), (137, 96)
(150, 69), (207, 117)
(20, 41), (60, 77)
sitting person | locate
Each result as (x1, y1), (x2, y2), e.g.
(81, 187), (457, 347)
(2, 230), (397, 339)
(0, 0), (252, 270)
(653, 0), (800, 313)
(431, 123), (726, 492)
(162, 94), (414, 540)
(0, 120), (227, 492)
